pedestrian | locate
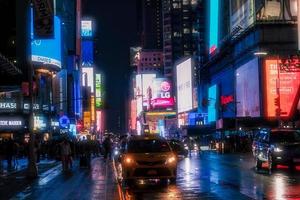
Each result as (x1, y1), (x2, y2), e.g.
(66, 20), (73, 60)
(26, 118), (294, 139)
(60, 139), (72, 171)
(6, 138), (14, 169)
(103, 135), (112, 160)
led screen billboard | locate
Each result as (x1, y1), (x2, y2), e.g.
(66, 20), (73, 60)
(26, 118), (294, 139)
(236, 58), (260, 117)
(136, 74), (156, 115)
(81, 20), (92, 37)
(81, 41), (94, 66)
(208, 85), (218, 123)
(31, 15), (62, 69)
(230, 0), (254, 33)
(130, 47), (142, 66)
(209, 0), (219, 54)
(264, 59), (300, 118)
(82, 67), (94, 93)
(95, 74), (102, 108)
(150, 78), (174, 109)
(176, 58), (193, 113)
(256, 0), (297, 21)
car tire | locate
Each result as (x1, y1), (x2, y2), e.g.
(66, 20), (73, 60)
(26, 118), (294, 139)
(289, 162), (296, 171)
(170, 177), (177, 184)
(161, 178), (169, 186)
(123, 179), (134, 188)
(255, 157), (262, 171)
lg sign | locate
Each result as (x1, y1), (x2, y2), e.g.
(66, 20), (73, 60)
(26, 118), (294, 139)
(159, 81), (171, 98)
(161, 81), (170, 92)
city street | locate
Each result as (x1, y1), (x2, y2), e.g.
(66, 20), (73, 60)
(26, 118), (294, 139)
(1, 152), (299, 200)
(123, 152), (300, 200)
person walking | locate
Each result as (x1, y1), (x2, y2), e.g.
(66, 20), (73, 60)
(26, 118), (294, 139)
(60, 139), (72, 171)
(103, 135), (112, 160)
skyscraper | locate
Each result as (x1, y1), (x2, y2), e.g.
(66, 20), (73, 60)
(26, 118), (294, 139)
(162, 0), (199, 79)
(137, 0), (163, 49)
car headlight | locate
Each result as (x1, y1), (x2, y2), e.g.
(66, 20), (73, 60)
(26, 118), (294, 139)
(166, 155), (176, 165)
(274, 147), (283, 152)
(124, 156), (134, 165)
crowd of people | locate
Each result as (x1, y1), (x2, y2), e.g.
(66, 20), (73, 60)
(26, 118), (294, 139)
(0, 134), (114, 172)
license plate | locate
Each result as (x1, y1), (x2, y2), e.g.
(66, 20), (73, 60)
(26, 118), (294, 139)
(293, 158), (300, 162)
(147, 170), (157, 175)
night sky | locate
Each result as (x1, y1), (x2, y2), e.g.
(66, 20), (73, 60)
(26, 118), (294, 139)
(82, 0), (138, 133)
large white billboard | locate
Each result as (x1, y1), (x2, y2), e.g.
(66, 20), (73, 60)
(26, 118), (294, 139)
(82, 67), (94, 93)
(136, 74), (156, 115)
(176, 58), (193, 113)
(236, 58), (260, 117)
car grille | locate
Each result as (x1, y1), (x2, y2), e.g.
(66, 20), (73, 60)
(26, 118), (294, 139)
(136, 160), (165, 166)
(133, 168), (171, 177)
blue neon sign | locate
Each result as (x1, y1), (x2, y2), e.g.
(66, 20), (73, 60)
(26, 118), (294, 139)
(81, 41), (94, 66)
(31, 9), (62, 69)
(208, 85), (218, 123)
(209, 0), (219, 54)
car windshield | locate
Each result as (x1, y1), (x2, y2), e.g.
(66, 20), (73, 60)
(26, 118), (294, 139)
(270, 131), (300, 143)
(127, 139), (171, 153)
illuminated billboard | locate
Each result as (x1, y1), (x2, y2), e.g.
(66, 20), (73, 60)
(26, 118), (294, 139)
(150, 78), (174, 109)
(95, 74), (102, 108)
(230, 0), (254, 34)
(130, 46), (142, 66)
(136, 74), (156, 115)
(82, 67), (94, 93)
(236, 58), (260, 117)
(264, 59), (300, 118)
(31, 15), (62, 69)
(81, 41), (94, 66)
(208, 85), (218, 123)
(209, 0), (219, 54)
(256, 0), (297, 21)
(176, 58), (193, 113)
(81, 20), (92, 37)
(0, 116), (24, 131)
(91, 95), (95, 121)
(130, 100), (137, 130)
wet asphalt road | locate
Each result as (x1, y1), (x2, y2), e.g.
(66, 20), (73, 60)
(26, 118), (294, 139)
(4, 152), (300, 200)
(124, 152), (300, 200)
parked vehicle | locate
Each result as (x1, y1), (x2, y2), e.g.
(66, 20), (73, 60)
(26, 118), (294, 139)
(252, 129), (300, 173)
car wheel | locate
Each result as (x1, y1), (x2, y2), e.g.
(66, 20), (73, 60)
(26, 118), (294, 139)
(255, 157), (262, 171)
(170, 177), (177, 184)
(160, 178), (169, 186)
(123, 179), (134, 188)
(289, 162), (296, 171)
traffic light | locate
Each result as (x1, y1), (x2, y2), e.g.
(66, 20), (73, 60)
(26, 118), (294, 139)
(274, 97), (280, 107)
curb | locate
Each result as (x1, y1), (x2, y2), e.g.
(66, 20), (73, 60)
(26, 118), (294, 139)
(112, 158), (126, 200)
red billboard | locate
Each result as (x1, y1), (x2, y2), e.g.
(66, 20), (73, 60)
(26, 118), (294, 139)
(264, 59), (300, 118)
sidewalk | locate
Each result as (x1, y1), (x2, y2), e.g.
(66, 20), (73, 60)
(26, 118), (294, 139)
(2, 157), (120, 200)
(0, 158), (57, 177)
(0, 159), (59, 200)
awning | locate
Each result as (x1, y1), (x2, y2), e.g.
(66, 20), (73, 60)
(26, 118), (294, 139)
(0, 53), (22, 76)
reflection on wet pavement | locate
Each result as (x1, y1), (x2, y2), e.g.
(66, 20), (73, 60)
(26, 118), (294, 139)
(125, 152), (300, 200)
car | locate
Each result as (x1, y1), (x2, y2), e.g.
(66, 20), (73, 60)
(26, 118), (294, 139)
(182, 137), (200, 153)
(252, 129), (300, 173)
(119, 135), (177, 186)
(168, 139), (188, 157)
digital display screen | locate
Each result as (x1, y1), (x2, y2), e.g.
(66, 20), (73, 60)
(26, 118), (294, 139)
(81, 20), (92, 37)
(264, 59), (300, 117)
(176, 58), (193, 113)
(236, 58), (260, 117)
(31, 12), (62, 69)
